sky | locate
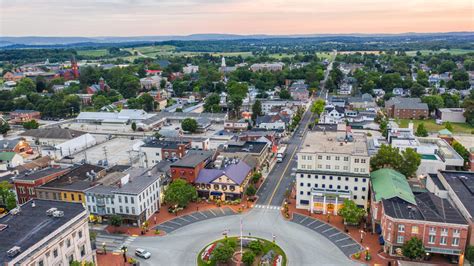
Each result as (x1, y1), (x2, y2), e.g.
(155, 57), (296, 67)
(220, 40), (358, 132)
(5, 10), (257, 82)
(0, 0), (473, 36)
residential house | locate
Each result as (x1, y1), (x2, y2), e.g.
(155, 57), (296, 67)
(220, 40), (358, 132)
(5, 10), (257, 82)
(0, 152), (24, 169)
(384, 97), (429, 119)
(289, 82), (310, 102)
(140, 75), (162, 90)
(321, 105), (345, 124)
(0, 138), (31, 154)
(256, 114), (290, 130)
(183, 64), (199, 74)
(224, 120), (249, 132)
(250, 63), (284, 72)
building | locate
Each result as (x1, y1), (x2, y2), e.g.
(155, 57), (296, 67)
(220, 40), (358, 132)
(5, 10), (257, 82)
(219, 141), (271, 170)
(86, 77), (110, 94)
(170, 150), (215, 183)
(321, 105), (345, 124)
(36, 164), (106, 203)
(250, 63), (284, 72)
(2, 71), (24, 82)
(289, 82), (310, 102)
(256, 114), (290, 130)
(296, 124), (370, 213)
(347, 93), (376, 109)
(224, 120), (249, 132)
(435, 171), (474, 245)
(0, 199), (96, 266)
(0, 152), (24, 169)
(42, 133), (97, 159)
(183, 64), (199, 74)
(85, 169), (161, 225)
(19, 128), (87, 146)
(436, 108), (466, 123)
(380, 191), (468, 259)
(13, 167), (70, 204)
(76, 109), (154, 125)
(12, 156), (51, 174)
(140, 75), (162, 90)
(195, 160), (252, 201)
(9, 110), (41, 124)
(260, 100), (305, 115)
(384, 97), (429, 119)
(140, 140), (191, 167)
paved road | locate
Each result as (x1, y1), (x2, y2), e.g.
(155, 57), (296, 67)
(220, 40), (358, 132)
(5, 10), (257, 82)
(127, 208), (361, 266)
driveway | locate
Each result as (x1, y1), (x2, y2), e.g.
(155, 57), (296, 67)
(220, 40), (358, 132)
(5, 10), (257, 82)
(127, 208), (361, 266)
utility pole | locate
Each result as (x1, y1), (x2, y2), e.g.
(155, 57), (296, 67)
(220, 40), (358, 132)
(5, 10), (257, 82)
(102, 146), (108, 164)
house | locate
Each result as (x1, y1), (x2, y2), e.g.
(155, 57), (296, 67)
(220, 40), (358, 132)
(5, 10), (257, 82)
(0, 199), (96, 266)
(224, 120), (249, 132)
(183, 64), (199, 74)
(0, 138), (31, 153)
(195, 160), (252, 201)
(170, 150), (215, 183)
(436, 108), (466, 123)
(392, 88), (407, 96)
(384, 97), (429, 119)
(9, 110), (41, 124)
(296, 124), (370, 212)
(86, 77), (110, 94)
(2, 71), (24, 82)
(12, 167), (70, 204)
(12, 156), (51, 174)
(140, 140), (191, 167)
(36, 164), (106, 204)
(140, 75), (162, 90)
(256, 114), (290, 130)
(289, 82), (310, 102)
(321, 105), (345, 124)
(260, 100), (305, 114)
(0, 152), (24, 169)
(347, 93), (376, 109)
(338, 83), (352, 95)
(250, 63), (284, 72)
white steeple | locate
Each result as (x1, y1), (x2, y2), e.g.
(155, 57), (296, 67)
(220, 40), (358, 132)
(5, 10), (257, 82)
(221, 56), (226, 67)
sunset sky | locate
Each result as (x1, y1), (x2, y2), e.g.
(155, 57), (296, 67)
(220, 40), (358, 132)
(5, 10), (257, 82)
(1, 0), (473, 36)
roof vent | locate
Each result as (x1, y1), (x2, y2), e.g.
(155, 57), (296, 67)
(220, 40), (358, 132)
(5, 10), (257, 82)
(0, 224), (8, 232)
(31, 201), (36, 208)
(52, 210), (64, 218)
(10, 207), (20, 215)
(46, 207), (58, 216)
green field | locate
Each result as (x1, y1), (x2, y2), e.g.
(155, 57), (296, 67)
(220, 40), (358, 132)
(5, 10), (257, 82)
(77, 49), (109, 57)
(405, 49), (473, 56)
(397, 118), (474, 134)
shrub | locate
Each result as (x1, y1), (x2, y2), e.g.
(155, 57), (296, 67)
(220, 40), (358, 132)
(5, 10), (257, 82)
(155, 229), (161, 235)
(248, 240), (264, 255)
(242, 251), (255, 266)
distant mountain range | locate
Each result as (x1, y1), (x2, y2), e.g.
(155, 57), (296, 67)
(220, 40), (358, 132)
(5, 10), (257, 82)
(1, 32), (473, 47)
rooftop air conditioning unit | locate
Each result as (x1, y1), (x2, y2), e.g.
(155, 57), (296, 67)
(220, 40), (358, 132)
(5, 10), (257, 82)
(46, 207), (58, 216)
(10, 207), (20, 215)
(7, 246), (21, 258)
(52, 210), (64, 217)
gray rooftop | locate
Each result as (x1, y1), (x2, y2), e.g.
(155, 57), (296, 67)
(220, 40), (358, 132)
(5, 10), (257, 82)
(386, 97), (428, 110)
(171, 150), (214, 168)
(20, 128), (86, 140)
(0, 199), (85, 263)
(439, 171), (474, 220)
(115, 174), (160, 195)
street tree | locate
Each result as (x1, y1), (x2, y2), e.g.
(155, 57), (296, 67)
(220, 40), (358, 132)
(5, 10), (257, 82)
(311, 99), (325, 116)
(251, 100), (263, 122)
(181, 118), (198, 133)
(466, 245), (474, 264)
(0, 120), (10, 136)
(212, 243), (234, 263)
(402, 237), (424, 260)
(23, 119), (39, 130)
(164, 179), (197, 208)
(0, 181), (16, 210)
(242, 251), (256, 266)
(204, 93), (221, 113)
(399, 148), (421, 178)
(338, 199), (366, 225)
(248, 240), (264, 255)
(109, 215), (123, 227)
(245, 184), (257, 197)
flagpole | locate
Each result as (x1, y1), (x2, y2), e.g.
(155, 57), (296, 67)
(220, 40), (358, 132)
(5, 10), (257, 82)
(240, 217), (243, 255)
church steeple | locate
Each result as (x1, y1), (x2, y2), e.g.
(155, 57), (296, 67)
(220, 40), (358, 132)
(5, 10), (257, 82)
(221, 56), (226, 68)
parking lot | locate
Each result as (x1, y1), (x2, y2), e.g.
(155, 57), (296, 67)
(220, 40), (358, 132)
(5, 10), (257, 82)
(69, 137), (142, 166)
(153, 207), (236, 234)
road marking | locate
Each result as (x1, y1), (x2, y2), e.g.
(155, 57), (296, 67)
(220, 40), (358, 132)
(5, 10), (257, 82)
(322, 227), (334, 233)
(341, 243), (359, 248)
(188, 213), (199, 220)
(315, 224), (326, 230)
(199, 211), (207, 218)
(167, 220), (181, 226)
(329, 232), (342, 238)
(299, 216), (309, 224)
(158, 224), (174, 229)
(209, 209), (217, 216)
(218, 208), (226, 215)
(178, 216), (190, 223)
(335, 237), (350, 243)
(307, 220), (317, 227)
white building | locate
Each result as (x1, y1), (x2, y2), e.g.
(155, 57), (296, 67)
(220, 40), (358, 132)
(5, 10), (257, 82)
(85, 170), (161, 226)
(296, 124), (370, 214)
(260, 100), (305, 115)
(250, 62), (284, 72)
(0, 199), (96, 266)
(42, 133), (97, 160)
(183, 64), (199, 74)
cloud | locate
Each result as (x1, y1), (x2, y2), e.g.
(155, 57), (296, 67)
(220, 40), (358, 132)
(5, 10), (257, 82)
(0, 0), (472, 36)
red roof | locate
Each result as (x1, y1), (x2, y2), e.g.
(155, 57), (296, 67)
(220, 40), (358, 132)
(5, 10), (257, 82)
(146, 70), (162, 74)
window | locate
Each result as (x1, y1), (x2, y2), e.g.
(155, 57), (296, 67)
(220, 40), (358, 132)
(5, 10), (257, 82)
(119, 206), (123, 213)
(78, 230), (83, 238)
(441, 228), (448, 236)
(345, 186), (348, 190)
(428, 235), (435, 244)
(398, 224), (405, 232)
(360, 168), (366, 173)
(440, 236), (447, 245)
(354, 186), (358, 191)
(300, 182), (304, 186)
(335, 165), (340, 170)
(53, 249), (58, 257)
(354, 168), (359, 172)
(361, 196), (365, 200)
(361, 159), (366, 163)
(322, 184), (325, 188)
(118, 196), (122, 203)
(355, 159), (360, 163)
(353, 195), (357, 200)
(307, 156), (312, 160)
(343, 166), (349, 171)
(301, 164), (306, 169)
(453, 229), (460, 236)
(452, 237), (460, 246)
(124, 196), (128, 204)
(362, 178), (367, 183)
(362, 187), (366, 192)
(66, 238), (71, 247)
(429, 227), (436, 235)
(302, 155), (306, 160)
(300, 174), (304, 178)
(317, 164), (322, 169)
(354, 178), (358, 182)
(318, 155), (322, 159)
(315, 175), (318, 179)
(326, 165), (330, 169)
(132, 207), (135, 214)
(314, 184), (318, 188)
(411, 226), (419, 234)
(126, 207), (129, 213)
(80, 245), (85, 257)
(307, 174), (311, 178)
(300, 191), (303, 195)
(326, 156), (331, 160)
(397, 235), (404, 244)
(307, 183), (311, 187)
(38, 260), (44, 266)
(329, 176), (333, 180)
(78, 195), (82, 201)
(64, 193), (67, 199)
(335, 156), (340, 161)
(71, 194), (75, 201)
(344, 157), (349, 161)
(322, 176), (326, 180)
(307, 192), (311, 195)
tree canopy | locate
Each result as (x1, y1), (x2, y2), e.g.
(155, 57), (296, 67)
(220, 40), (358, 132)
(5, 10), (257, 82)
(338, 199), (366, 225)
(181, 118), (198, 133)
(164, 179), (197, 208)
(402, 237), (424, 260)
(370, 145), (421, 177)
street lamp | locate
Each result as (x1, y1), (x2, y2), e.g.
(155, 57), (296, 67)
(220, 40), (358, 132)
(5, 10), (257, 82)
(121, 246), (128, 262)
(360, 230), (366, 243)
(102, 242), (106, 254)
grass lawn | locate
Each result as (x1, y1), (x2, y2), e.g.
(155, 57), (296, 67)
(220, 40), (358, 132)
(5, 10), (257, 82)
(397, 118), (474, 134)
(405, 49), (473, 56)
(197, 236), (287, 266)
(77, 49), (109, 57)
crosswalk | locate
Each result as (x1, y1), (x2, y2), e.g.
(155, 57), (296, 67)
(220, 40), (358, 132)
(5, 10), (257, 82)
(95, 233), (137, 254)
(254, 204), (283, 210)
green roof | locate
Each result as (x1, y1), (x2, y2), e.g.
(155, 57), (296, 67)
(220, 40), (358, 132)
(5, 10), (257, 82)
(0, 152), (17, 162)
(438, 129), (452, 136)
(370, 168), (416, 205)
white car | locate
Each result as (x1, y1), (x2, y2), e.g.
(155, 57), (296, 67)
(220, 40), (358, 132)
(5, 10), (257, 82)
(135, 248), (151, 259)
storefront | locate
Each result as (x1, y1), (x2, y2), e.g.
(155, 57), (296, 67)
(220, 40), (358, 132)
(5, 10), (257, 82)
(310, 188), (351, 215)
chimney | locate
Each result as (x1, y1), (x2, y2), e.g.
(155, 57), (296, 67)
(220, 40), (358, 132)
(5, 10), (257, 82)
(148, 171), (151, 177)
(99, 77), (105, 91)
(68, 176), (72, 184)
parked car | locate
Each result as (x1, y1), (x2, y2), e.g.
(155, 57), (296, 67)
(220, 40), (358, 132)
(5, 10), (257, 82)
(135, 248), (151, 259)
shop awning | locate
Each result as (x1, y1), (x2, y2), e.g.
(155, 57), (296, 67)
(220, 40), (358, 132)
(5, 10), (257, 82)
(210, 191), (223, 196)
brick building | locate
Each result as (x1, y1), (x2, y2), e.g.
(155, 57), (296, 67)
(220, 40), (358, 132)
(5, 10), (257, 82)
(384, 97), (429, 119)
(10, 110), (41, 124)
(140, 140), (191, 168)
(170, 150), (214, 183)
(12, 167), (70, 204)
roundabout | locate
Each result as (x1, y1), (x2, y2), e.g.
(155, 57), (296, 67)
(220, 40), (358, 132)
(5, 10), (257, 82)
(127, 208), (362, 266)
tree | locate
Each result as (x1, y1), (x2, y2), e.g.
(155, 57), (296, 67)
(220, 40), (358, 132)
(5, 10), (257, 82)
(23, 119), (39, 130)
(14, 78), (36, 96)
(131, 122), (137, 132)
(402, 237), (424, 260)
(242, 251), (255, 266)
(311, 99), (325, 116)
(279, 89), (292, 100)
(70, 261), (94, 266)
(181, 118), (198, 133)
(164, 179), (197, 208)
(421, 95), (444, 115)
(228, 95), (243, 119)
(452, 141), (469, 169)
(212, 243), (234, 263)
(463, 91), (474, 126)
(109, 215), (123, 227)
(248, 240), (264, 255)
(0, 120), (10, 136)
(251, 100), (263, 122)
(410, 82), (425, 97)
(0, 181), (16, 210)
(204, 93), (221, 113)
(140, 93), (155, 112)
(251, 172), (262, 184)
(379, 118), (389, 138)
(338, 199), (366, 225)
(415, 123), (428, 137)
(93, 95), (110, 110)
(399, 148), (421, 178)
(370, 144), (403, 172)
(466, 245), (474, 264)
(245, 184), (256, 197)
(444, 121), (453, 132)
